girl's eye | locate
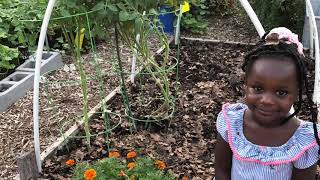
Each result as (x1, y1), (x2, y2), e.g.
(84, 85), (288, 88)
(276, 90), (288, 97)
(252, 86), (263, 93)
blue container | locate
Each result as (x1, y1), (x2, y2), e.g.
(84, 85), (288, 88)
(159, 5), (175, 34)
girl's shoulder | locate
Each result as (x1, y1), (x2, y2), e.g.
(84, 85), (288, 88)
(296, 119), (320, 136)
(216, 103), (247, 142)
(216, 102), (247, 124)
(216, 103), (319, 168)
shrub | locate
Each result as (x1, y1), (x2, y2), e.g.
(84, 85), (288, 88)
(0, 44), (18, 72)
(205, 0), (235, 16)
(250, 0), (305, 37)
(181, 0), (236, 34)
(71, 154), (175, 180)
(181, 0), (209, 34)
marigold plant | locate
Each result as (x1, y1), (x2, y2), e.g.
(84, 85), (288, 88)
(72, 155), (175, 179)
(84, 169), (97, 180)
(154, 160), (166, 170)
(182, 176), (188, 180)
(108, 151), (120, 158)
(127, 151), (137, 159)
(127, 162), (136, 170)
(66, 159), (75, 167)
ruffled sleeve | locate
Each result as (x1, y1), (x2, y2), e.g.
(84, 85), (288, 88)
(293, 145), (318, 169)
(216, 110), (228, 142)
(216, 103), (247, 143)
(292, 123), (320, 169)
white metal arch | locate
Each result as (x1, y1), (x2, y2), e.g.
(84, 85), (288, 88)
(238, 0), (265, 37)
(33, 0), (57, 173)
(306, 0), (320, 105)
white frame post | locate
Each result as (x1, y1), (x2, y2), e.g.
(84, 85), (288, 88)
(33, 0), (57, 172)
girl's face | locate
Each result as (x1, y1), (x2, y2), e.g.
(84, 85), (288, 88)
(244, 58), (298, 127)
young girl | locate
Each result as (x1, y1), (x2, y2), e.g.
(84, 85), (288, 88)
(215, 27), (320, 180)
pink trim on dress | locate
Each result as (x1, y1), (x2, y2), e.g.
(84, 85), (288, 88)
(222, 103), (319, 166)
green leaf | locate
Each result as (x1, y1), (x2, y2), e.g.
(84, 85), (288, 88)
(60, 8), (71, 17)
(149, 8), (158, 15)
(0, 31), (6, 38)
(18, 33), (25, 44)
(119, 11), (130, 21)
(107, 4), (118, 12)
(92, 2), (105, 11)
(0, 44), (18, 70)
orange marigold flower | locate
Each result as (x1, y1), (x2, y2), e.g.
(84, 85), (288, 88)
(84, 169), (97, 180)
(182, 176), (188, 180)
(127, 151), (137, 159)
(118, 170), (126, 177)
(127, 162), (136, 170)
(108, 151), (120, 158)
(66, 159), (75, 167)
(154, 160), (166, 170)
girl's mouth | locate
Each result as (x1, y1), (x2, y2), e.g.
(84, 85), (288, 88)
(256, 107), (276, 116)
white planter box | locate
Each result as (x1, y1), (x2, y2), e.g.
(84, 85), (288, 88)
(16, 51), (63, 75)
(0, 72), (34, 112)
(0, 51), (63, 112)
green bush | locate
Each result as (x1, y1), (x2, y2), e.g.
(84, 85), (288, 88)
(0, 44), (18, 71)
(181, 0), (236, 34)
(181, 0), (209, 34)
(0, 0), (46, 47)
(251, 0), (305, 37)
(0, 0), (46, 71)
(205, 0), (235, 16)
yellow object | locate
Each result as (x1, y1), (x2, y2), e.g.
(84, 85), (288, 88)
(181, 1), (190, 13)
(75, 28), (85, 49)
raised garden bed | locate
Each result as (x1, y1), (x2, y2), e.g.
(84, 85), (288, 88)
(0, 41), (139, 178)
(41, 38), (318, 179)
(41, 39), (254, 179)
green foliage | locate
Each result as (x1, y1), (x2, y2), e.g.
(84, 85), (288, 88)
(0, 0), (46, 47)
(181, 0), (235, 34)
(205, 0), (235, 16)
(52, 0), (163, 48)
(251, 0), (305, 37)
(161, 0), (188, 7)
(72, 157), (175, 180)
(0, 0), (46, 71)
(181, 0), (209, 34)
(0, 44), (18, 71)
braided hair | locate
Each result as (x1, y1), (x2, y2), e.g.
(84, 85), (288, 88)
(242, 31), (320, 152)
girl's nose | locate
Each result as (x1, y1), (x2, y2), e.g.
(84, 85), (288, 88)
(260, 93), (275, 105)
